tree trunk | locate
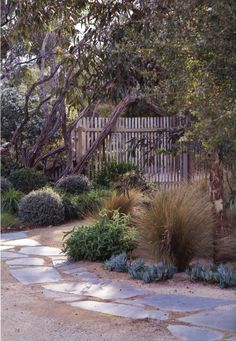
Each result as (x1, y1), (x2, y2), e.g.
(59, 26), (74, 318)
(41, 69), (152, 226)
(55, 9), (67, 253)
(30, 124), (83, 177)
(209, 152), (226, 237)
(73, 94), (136, 174)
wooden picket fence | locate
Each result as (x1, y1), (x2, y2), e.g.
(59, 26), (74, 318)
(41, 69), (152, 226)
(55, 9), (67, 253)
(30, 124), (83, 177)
(71, 116), (206, 186)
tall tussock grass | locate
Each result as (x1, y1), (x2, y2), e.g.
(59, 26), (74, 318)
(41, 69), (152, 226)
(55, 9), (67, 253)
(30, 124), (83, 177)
(215, 230), (236, 263)
(135, 183), (216, 271)
(90, 189), (141, 219)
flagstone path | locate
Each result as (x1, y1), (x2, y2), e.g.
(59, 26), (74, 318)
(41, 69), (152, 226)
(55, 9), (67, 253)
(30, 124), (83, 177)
(1, 231), (236, 341)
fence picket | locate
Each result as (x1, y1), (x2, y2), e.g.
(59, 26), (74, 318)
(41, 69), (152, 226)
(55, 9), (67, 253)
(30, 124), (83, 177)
(49, 116), (206, 186)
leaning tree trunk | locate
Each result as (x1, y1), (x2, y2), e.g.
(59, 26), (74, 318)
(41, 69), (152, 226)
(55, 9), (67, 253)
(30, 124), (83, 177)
(209, 152), (226, 237)
(73, 93), (136, 174)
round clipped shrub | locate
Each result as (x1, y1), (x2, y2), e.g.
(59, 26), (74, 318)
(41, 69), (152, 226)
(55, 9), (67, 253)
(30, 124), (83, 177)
(1, 177), (13, 193)
(19, 188), (64, 225)
(56, 175), (90, 194)
(9, 168), (47, 193)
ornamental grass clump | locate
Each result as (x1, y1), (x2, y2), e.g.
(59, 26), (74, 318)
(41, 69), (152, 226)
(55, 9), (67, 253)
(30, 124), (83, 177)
(56, 175), (90, 194)
(215, 230), (236, 263)
(92, 189), (141, 219)
(1, 188), (24, 214)
(19, 188), (64, 225)
(62, 210), (136, 261)
(135, 183), (215, 271)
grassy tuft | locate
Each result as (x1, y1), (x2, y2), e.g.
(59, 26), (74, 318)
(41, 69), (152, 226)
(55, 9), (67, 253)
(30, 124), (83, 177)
(1, 212), (21, 226)
(135, 183), (215, 271)
(91, 189), (141, 219)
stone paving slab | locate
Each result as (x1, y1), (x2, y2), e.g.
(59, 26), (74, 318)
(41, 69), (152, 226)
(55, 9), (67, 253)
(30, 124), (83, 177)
(1, 251), (28, 259)
(3, 238), (40, 246)
(44, 281), (153, 300)
(72, 271), (99, 282)
(62, 266), (88, 274)
(19, 246), (62, 256)
(9, 266), (63, 284)
(179, 308), (236, 333)
(167, 324), (224, 341)
(53, 261), (84, 270)
(227, 336), (236, 341)
(0, 245), (15, 251)
(135, 294), (236, 312)
(6, 257), (45, 266)
(1, 231), (28, 241)
(43, 289), (85, 302)
(70, 300), (168, 320)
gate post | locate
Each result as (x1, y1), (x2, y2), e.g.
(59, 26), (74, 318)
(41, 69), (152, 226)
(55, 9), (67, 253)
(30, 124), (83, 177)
(76, 126), (85, 164)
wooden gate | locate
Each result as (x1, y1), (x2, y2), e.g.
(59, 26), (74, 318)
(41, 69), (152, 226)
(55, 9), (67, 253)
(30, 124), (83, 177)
(72, 116), (205, 186)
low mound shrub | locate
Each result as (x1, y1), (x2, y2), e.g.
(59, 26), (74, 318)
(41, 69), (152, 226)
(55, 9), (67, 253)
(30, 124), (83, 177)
(62, 210), (136, 261)
(93, 160), (136, 188)
(1, 177), (13, 193)
(9, 168), (47, 193)
(186, 264), (236, 288)
(56, 175), (90, 194)
(104, 253), (128, 272)
(19, 188), (64, 225)
(135, 183), (215, 271)
(1, 188), (24, 214)
(128, 259), (177, 283)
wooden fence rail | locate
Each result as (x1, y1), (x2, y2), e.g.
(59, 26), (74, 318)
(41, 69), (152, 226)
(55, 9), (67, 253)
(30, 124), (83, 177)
(70, 116), (206, 185)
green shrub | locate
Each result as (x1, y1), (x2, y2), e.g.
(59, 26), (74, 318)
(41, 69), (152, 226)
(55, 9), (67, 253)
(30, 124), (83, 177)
(56, 175), (90, 194)
(114, 170), (149, 193)
(93, 161), (137, 188)
(62, 190), (106, 221)
(186, 264), (236, 288)
(128, 259), (177, 283)
(1, 188), (24, 214)
(1, 177), (13, 193)
(62, 210), (136, 261)
(9, 168), (47, 193)
(19, 188), (64, 225)
(1, 212), (21, 227)
(104, 253), (128, 272)
(135, 183), (215, 271)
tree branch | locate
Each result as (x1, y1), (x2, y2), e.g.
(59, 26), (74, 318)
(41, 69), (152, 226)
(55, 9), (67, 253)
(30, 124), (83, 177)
(74, 93), (136, 174)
